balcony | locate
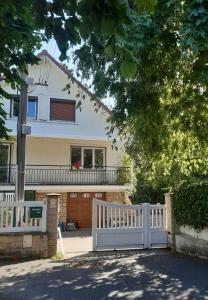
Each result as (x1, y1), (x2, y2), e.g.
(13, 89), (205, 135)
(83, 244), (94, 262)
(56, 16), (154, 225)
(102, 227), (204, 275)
(0, 165), (131, 186)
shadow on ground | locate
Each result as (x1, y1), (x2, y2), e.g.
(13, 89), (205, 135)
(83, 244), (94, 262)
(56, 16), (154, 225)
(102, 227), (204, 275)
(0, 249), (207, 300)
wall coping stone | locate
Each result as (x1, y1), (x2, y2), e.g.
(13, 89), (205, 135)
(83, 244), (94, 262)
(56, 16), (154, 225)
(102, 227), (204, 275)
(0, 232), (47, 237)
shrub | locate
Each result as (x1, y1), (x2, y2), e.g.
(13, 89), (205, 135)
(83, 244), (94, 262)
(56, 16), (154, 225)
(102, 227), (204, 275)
(173, 180), (208, 230)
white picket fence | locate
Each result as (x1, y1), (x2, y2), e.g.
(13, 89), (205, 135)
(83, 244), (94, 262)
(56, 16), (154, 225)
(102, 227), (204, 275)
(0, 192), (15, 202)
(0, 201), (47, 233)
(92, 199), (168, 251)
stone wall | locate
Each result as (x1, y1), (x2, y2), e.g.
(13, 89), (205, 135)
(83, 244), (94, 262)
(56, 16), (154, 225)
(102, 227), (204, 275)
(106, 191), (131, 205)
(165, 192), (208, 259)
(180, 225), (208, 242)
(46, 193), (59, 257)
(175, 233), (208, 259)
(36, 192), (67, 224)
(0, 194), (59, 259)
(0, 233), (48, 258)
(58, 193), (67, 223)
(165, 192), (179, 250)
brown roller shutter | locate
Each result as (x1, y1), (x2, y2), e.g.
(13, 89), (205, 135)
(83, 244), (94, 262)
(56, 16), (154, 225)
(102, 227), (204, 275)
(50, 99), (76, 121)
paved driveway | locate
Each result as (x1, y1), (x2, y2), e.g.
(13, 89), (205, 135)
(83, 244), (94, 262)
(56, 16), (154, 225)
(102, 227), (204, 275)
(57, 229), (92, 257)
(0, 249), (208, 300)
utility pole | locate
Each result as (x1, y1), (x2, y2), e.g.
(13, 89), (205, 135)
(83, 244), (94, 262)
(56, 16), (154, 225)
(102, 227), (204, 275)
(16, 69), (30, 202)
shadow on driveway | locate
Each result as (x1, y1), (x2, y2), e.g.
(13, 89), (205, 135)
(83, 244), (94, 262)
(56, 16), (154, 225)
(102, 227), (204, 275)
(0, 249), (207, 300)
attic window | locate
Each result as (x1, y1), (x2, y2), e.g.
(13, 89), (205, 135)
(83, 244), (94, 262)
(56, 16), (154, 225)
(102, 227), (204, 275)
(11, 96), (37, 119)
(50, 98), (76, 122)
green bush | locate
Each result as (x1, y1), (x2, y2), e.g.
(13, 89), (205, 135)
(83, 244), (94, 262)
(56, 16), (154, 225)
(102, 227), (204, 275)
(173, 180), (208, 230)
(132, 182), (165, 204)
(116, 151), (132, 185)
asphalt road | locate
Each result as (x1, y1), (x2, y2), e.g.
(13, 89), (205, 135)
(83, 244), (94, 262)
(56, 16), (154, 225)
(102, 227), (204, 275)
(0, 249), (207, 300)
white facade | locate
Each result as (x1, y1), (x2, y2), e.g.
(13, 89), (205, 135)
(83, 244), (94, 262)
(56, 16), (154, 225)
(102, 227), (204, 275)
(2, 52), (113, 141)
(0, 51), (129, 192)
(1, 51), (122, 167)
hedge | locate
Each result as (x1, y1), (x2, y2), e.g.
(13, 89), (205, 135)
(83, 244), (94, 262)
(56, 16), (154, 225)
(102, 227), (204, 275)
(173, 180), (208, 230)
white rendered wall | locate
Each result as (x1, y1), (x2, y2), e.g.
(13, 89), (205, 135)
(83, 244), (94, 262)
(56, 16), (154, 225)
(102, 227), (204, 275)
(9, 137), (122, 167)
(180, 226), (208, 242)
(0, 55), (123, 167)
(1, 56), (112, 141)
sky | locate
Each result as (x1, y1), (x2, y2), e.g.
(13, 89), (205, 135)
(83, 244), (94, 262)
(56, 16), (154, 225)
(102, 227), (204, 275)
(39, 40), (115, 109)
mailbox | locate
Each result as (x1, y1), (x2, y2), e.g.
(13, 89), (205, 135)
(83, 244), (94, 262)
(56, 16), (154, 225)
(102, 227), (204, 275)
(30, 207), (42, 218)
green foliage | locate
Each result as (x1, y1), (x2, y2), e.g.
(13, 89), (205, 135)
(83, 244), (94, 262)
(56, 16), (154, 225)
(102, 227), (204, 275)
(73, 0), (208, 185)
(116, 152), (132, 185)
(131, 170), (167, 204)
(0, 101), (10, 139)
(0, 0), (159, 138)
(1, 0), (208, 195)
(173, 180), (208, 230)
(132, 182), (165, 204)
(51, 252), (64, 261)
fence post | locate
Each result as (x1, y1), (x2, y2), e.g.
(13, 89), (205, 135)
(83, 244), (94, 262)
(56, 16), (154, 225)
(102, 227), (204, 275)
(165, 192), (179, 251)
(41, 201), (47, 232)
(46, 193), (60, 257)
(143, 203), (150, 249)
(92, 198), (97, 251)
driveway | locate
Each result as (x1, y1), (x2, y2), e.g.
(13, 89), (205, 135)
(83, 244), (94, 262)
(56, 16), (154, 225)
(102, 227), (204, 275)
(0, 249), (208, 300)
(57, 229), (92, 257)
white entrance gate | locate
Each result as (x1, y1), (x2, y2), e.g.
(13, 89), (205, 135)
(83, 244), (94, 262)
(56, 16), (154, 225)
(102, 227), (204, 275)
(92, 199), (168, 251)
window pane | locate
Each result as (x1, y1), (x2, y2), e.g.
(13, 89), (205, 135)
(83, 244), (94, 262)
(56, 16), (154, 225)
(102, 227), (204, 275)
(13, 99), (19, 117)
(27, 99), (37, 118)
(95, 149), (104, 168)
(25, 190), (36, 201)
(12, 97), (37, 118)
(84, 149), (92, 168)
(71, 147), (81, 169)
(0, 145), (9, 166)
(0, 145), (9, 182)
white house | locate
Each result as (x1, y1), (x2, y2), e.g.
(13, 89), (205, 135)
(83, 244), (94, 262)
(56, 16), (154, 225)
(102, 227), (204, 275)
(0, 50), (131, 228)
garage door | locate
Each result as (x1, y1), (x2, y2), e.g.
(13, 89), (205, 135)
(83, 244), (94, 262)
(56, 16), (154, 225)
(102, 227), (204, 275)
(67, 192), (106, 228)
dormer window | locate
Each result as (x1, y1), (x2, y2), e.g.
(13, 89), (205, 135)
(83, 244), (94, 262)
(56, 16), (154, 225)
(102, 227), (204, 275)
(50, 98), (76, 122)
(11, 96), (37, 119)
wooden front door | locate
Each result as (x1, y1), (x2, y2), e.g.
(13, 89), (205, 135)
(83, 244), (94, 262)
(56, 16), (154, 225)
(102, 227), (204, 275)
(67, 192), (106, 228)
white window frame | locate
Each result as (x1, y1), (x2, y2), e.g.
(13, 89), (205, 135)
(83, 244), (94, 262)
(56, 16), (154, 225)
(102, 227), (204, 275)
(70, 146), (106, 169)
(27, 97), (38, 120)
(11, 96), (38, 120)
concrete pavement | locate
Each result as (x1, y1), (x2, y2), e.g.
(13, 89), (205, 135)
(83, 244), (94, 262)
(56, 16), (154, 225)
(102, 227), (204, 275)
(0, 249), (208, 299)
(57, 229), (92, 258)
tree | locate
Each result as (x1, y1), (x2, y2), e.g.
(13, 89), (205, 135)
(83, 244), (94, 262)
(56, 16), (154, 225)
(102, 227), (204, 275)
(0, 0), (207, 185)
(0, 0), (156, 138)
(73, 0), (208, 184)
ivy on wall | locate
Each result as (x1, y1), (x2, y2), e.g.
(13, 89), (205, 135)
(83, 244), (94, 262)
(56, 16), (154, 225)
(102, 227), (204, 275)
(173, 180), (208, 230)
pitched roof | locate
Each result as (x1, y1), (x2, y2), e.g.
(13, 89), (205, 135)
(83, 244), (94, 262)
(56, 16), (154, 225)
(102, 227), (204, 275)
(37, 50), (111, 114)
